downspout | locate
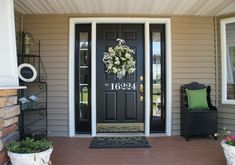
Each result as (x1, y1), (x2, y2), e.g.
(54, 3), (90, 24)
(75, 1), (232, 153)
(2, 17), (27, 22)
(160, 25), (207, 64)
(214, 16), (219, 107)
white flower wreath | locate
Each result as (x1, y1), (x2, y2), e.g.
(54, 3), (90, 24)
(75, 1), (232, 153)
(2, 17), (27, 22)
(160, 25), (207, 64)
(103, 39), (136, 79)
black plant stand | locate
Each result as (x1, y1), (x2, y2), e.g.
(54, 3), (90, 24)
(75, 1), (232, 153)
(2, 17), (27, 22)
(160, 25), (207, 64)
(17, 32), (48, 139)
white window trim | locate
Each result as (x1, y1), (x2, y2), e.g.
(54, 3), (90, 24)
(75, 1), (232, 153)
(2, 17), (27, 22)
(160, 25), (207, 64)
(221, 17), (235, 104)
(69, 18), (172, 137)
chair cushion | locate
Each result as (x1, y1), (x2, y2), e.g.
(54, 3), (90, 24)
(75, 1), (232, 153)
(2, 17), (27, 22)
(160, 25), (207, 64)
(186, 88), (209, 110)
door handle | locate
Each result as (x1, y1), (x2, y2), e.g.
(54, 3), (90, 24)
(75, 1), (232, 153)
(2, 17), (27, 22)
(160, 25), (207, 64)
(140, 84), (143, 93)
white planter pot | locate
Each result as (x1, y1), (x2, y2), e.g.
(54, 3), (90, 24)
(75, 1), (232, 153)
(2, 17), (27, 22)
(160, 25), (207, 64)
(221, 140), (235, 165)
(8, 148), (53, 165)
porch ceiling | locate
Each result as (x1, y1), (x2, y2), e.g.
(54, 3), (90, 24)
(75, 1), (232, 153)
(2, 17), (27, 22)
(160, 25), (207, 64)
(14, 0), (235, 16)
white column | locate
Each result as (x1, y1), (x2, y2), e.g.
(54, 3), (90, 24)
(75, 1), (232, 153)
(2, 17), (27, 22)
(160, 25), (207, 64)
(91, 21), (97, 136)
(0, 0), (19, 87)
(69, 19), (75, 137)
(144, 22), (150, 136)
(165, 20), (172, 136)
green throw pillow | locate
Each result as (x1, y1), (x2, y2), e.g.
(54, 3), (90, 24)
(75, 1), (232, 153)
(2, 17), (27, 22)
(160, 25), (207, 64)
(186, 88), (209, 110)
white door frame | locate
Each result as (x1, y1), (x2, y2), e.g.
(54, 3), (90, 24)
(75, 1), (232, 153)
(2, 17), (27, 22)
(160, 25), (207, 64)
(69, 17), (172, 137)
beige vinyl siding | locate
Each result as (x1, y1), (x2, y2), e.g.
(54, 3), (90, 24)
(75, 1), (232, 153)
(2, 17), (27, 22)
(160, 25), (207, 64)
(22, 15), (216, 136)
(23, 15), (69, 136)
(217, 15), (235, 133)
(15, 11), (21, 33)
(171, 16), (216, 135)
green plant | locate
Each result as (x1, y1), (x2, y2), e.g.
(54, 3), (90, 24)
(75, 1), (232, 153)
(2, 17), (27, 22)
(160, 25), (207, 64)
(219, 127), (235, 146)
(8, 137), (53, 153)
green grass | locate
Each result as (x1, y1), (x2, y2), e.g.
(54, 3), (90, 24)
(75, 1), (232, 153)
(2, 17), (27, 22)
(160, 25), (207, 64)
(80, 88), (88, 102)
(152, 94), (161, 115)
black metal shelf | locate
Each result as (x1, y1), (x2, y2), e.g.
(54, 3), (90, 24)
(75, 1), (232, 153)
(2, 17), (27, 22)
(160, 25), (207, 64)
(21, 81), (47, 84)
(21, 107), (47, 113)
(17, 31), (48, 139)
(18, 54), (40, 57)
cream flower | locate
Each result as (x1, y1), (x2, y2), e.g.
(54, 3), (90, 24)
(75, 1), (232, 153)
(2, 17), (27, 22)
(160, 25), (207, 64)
(125, 53), (131, 58)
(103, 42), (136, 79)
(112, 67), (118, 73)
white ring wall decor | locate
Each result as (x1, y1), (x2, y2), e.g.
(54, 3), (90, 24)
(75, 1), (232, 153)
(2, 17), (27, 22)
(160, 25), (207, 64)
(69, 18), (172, 137)
(18, 63), (37, 82)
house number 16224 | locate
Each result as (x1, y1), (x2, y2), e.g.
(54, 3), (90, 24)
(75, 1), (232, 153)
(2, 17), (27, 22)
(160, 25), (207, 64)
(111, 83), (136, 90)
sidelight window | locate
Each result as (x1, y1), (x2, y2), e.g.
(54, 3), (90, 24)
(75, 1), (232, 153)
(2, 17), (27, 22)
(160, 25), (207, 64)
(75, 24), (91, 133)
(150, 24), (166, 133)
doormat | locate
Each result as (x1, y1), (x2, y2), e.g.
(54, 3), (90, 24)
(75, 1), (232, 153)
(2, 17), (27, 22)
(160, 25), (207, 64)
(97, 123), (144, 133)
(89, 136), (151, 149)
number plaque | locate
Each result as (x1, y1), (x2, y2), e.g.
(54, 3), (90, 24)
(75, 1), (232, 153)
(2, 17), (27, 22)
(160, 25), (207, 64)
(110, 83), (136, 90)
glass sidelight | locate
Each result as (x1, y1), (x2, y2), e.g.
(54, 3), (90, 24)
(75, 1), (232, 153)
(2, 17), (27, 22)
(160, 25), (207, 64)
(152, 32), (161, 118)
(79, 32), (89, 120)
(150, 24), (165, 133)
(75, 24), (91, 133)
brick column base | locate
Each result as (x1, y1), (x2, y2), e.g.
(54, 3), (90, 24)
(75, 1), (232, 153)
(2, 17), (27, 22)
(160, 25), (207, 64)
(0, 89), (20, 164)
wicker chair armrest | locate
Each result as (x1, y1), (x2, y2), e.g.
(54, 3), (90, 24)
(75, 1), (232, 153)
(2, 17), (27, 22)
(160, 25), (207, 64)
(209, 105), (217, 111)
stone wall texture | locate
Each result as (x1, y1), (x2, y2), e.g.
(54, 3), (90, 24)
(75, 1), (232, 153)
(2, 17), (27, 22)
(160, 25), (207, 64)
(0, 89), (20, 164)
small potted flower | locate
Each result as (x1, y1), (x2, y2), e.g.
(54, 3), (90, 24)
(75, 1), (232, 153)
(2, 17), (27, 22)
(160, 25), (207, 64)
(7, 137), (53, 165)
(19, 95), (39, 110)
(220, 127), (235, 165)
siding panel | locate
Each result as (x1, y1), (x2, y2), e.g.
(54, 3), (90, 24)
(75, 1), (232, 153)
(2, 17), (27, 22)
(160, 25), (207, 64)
(22, 15), (216, 136)
(171, 16), (216, 135)
(23, 15), (69, 136)
(15, 11), (21, 33)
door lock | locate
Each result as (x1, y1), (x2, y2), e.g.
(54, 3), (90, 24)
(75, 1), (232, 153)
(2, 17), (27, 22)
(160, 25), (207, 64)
(140, 75), (144, 81)
(139, 96), (144, 101)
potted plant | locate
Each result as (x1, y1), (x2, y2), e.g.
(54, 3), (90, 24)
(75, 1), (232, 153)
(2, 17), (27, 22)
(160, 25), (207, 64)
(19, 95), (39, 110)
(7, 137), (53, 165)
(220, 128), (235, 165)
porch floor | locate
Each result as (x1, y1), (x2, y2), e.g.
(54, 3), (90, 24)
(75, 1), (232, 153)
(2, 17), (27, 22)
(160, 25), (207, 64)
(50, 136), (225, 165)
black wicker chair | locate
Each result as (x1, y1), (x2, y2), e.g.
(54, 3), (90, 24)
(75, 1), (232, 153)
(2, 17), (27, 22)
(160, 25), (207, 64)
(180, 82), (217, 141)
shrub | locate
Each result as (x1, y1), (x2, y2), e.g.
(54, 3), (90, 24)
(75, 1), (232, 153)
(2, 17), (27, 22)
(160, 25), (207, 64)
(8, 137), (53, 153)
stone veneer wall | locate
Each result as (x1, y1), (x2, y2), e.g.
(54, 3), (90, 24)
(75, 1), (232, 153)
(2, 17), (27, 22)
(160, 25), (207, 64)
(0, 89), (20, 164)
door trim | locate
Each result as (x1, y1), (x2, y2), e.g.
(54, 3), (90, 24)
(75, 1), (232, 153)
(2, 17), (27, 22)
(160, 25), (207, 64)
(69, 18), (172, 137)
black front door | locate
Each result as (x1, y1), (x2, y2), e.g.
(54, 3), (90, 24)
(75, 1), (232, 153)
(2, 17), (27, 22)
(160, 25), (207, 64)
(96, 24), (144, 132)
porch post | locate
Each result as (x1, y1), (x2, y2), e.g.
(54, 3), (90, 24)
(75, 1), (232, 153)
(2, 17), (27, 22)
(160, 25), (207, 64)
(91, 21), (97, 136)
(165, 20), (172, 136)
(144, 22), (150, 136)
(0, 0), (19, 87)
(69, 19), (75, 137)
